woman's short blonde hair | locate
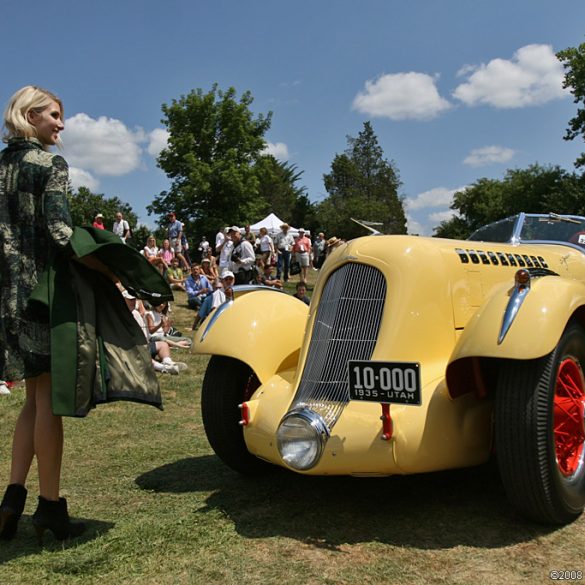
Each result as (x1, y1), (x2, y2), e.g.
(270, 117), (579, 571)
(2, 85), (63, 143)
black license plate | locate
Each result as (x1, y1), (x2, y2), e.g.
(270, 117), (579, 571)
(348, 361), (421, 405)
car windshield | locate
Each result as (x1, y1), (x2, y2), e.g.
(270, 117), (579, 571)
(468, 213), (585, 248)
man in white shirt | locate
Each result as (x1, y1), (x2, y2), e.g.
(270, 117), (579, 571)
(228, 226), (255, 284)
(274, 223), (295, 282)
(112, 212), (131, 242)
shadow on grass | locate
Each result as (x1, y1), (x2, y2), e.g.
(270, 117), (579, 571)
(135, 455), (558, 550)
(0, 517), (114, 562)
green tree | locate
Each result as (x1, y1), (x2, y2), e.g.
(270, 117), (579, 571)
(319, 121), (406, 240)
(557, 42), (585, 168)
(68, 186), (138, 231)
(254, 155), (314, 225)
(148, 85), (272, 237)
(435, 164), (585, 238)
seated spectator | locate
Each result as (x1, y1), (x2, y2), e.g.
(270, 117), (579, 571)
(201, 256), (219, 288)
(145, 301), (192, 347)
(185, 263), (212, 310)
(166, 257), (186, 291)
(159, 239), (175, 265)
(92, 213), (106, 230)
(0, 380), (14, 396)
(123, 291), (187, 375)
(292, 281), (310, 305)
(143, 236), (168, 273)
(255, 259), (282, 288)
(192, 271), (235, 330)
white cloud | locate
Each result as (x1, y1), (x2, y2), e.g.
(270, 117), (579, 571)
(69, 167), (99, 191)
(63, 113), (144, 176)
(262, 141), (290, 160)
(406, 186), (464, 211)
(429, 209), (457, 223)
(464, 145), (515, 167)
(352, 72), (452, 120)
(147, 128), (169, 158)
(406, 215), (424, 235)
(453, 44), (567, 108)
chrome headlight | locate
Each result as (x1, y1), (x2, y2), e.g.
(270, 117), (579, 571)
(276, 408), (330, 471)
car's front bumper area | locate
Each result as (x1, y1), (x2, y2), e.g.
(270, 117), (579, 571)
(242, 369), (494, 476)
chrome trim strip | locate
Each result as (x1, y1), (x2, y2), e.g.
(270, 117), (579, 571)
(200, 300), (233, 342)
(498, 280), (530, 345)
(199, 286), (284, 342)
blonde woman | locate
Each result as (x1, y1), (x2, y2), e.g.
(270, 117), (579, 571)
(0, 87), (88, 543)
(143, 236), (167, 272)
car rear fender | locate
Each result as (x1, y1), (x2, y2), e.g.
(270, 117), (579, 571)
(193, 289), (309, 383)
(446, 276), (585, 398)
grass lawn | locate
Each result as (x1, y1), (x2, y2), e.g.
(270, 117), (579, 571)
(1, 272), (584, 584)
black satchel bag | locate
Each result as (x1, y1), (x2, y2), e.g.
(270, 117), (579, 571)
(289, 260), (301, 276)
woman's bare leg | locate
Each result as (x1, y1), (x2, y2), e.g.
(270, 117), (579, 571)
(33, 373), (63, 501)
(8, 378), (37, 486)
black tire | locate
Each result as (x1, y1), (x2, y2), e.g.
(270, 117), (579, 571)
(496, 322), (585, 525)
(201, 355), (273, 475)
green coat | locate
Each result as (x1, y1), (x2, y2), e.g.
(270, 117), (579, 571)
(30, 226), (173, 417)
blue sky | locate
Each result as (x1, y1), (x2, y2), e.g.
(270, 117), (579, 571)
(2, 0), (584, 234)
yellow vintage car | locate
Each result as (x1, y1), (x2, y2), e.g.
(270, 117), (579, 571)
(194, 213), (585, 525)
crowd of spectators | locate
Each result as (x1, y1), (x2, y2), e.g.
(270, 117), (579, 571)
(86, 208), (344, 326)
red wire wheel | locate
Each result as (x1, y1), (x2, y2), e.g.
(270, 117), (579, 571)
(496, 322), (585, 524)
(553, 358), (585, 477)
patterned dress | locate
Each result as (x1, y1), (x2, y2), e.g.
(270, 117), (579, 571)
(0, 137), (73, 381)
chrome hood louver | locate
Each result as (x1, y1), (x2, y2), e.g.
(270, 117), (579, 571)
(288, 262), (387, 429)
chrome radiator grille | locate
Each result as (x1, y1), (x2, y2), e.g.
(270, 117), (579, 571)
(289, 263), (386, 429)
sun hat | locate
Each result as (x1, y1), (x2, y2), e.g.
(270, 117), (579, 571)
(327, 237), (340, 247)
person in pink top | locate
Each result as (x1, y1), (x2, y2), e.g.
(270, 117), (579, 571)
(159, 239), (175, 265)
(92, 213), (105, 230)
(292, 228), (312, 284)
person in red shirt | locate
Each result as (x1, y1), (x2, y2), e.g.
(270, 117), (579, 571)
(292, 228), (312, 284)
(92, 213), (105, 230)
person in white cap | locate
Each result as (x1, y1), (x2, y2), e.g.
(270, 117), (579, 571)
(192, 271), (235, 330)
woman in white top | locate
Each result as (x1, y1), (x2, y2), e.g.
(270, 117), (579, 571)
(142, 236), (167, 273)
(258, 227), (275, 265)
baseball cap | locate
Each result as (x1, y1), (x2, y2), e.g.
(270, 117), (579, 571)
(221, 270), (235, 279)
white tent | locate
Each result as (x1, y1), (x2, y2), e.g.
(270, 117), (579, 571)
(249, 213), (306, 237)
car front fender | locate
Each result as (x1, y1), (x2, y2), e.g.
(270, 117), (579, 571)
(193, 288), (309, 383)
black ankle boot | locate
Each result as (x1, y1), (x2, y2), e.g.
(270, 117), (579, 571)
(32, 496), (86, 544)
(0, 483), (28, 541)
